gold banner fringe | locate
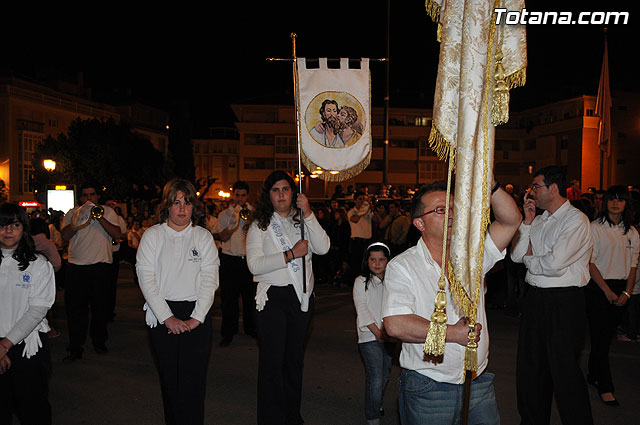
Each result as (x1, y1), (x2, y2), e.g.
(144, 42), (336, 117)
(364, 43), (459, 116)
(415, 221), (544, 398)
(428, 126), (456, 168)
(464, 330), (478, 372)
(505, 67), (526, 90)
(300, 148), (371, 183)
(424, 0), (442, 42)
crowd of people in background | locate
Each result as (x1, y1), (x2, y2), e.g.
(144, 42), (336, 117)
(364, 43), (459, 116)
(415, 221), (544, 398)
(3, 173), (640, 424)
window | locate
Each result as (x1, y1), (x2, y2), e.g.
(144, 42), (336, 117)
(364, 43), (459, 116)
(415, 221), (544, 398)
(585, 109), (594, 117)
(419, 139), (437, 157)
(245, 134), (275, 146)
(503, 151), (509, 160)
(390, 139), (416, 149)
(19, 132), (43, 193)
(48, 119), (57, 128)
(275, 159), (298, 171)
(275, 136), (297, 154)
(414, 117), (430, 126)
(194, 143), (200, 153)
(419, 162), (445, 180)
(560, 136), (569, 149)
(525, 140), (536, 151)
(373, 138), (385, 148)
(244, 158), (274, 170)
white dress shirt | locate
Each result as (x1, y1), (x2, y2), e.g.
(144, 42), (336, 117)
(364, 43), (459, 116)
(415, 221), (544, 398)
(353, 275), (385, 343)
(246, 212), (330, 311)
(382, 234), (504, 384)
(136, 222), (220, 325)
(63, 204), (120, 265)
(348, 208), (372, 239)
(590, 219), (639, 280)
(511, 200), (593, 288)
(214, 204), (252, 257)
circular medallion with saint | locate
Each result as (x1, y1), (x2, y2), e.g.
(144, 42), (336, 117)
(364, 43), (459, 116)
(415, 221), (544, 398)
(305, 91), (365, 148)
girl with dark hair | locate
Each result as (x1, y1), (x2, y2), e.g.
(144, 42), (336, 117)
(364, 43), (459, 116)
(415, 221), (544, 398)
(586, 185), (640, 406)
(352, 242), (394, 425)
(136, 178), (219, 425)
(246, 170), (330, 425)
(0, 203), (55, 425)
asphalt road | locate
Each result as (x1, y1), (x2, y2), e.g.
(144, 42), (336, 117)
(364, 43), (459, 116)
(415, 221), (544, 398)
(34, 263), (640, 425)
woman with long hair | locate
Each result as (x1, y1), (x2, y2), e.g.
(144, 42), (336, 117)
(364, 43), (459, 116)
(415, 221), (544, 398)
(586, 185), (639, 406)
(352, 242), (395, 425)
(246, 170), (330, 424)
(0, 203), (55, 424)
(136, 178), (220, 425)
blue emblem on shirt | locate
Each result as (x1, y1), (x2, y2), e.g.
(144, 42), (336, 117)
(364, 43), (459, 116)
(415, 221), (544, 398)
(17, 272), (32, 288)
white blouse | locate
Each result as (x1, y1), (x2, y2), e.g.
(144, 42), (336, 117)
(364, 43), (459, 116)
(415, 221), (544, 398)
(590, 219), (640, 280)
(246, 212), (330, 312)
(136, 223), (220, 326)
(353, 275), (385, 344)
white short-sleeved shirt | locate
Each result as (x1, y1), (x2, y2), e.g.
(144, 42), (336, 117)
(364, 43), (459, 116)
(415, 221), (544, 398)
(63, 204), (120, 265)
(136, 223), (220, 324)
(348, 208), (372, 239)
(214, 204), (253, 256)
(353, 275), (385, 343)
(382, 234), (504, 384)
(0, 251), (55, 343)
(591, 220), (640, 280)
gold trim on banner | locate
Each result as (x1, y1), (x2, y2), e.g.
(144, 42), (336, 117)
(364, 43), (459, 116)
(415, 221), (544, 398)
(301, 149), (371, 182)
(428, 126), (456, 168)
(506, 67), (526, 89)
(424, 0), (442, 42)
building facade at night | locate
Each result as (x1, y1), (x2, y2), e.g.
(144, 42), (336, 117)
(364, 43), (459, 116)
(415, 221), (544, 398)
(193, 96), (639, 200)
(0, 76), (169, 203)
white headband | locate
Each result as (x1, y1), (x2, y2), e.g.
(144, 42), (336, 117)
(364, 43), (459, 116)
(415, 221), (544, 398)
(367, 242), (390, 254)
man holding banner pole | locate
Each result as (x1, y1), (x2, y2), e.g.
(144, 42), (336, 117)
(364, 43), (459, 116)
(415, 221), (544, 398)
(382, 178), (521, 425)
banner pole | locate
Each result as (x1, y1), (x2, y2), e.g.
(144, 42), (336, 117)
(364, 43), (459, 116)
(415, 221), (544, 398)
(291, 32), (307, 293)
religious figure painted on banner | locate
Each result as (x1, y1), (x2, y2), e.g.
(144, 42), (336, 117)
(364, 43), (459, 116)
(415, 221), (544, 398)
(306, 92), (365, 148)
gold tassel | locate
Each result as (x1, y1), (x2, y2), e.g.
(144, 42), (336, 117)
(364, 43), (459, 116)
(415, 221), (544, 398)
(423, 285), (448, 356)
(491, 47), (510, 126)
(464, 325), (478, 372)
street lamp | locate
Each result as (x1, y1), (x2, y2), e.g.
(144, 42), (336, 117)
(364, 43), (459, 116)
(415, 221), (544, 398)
(43, 159), (56, 172)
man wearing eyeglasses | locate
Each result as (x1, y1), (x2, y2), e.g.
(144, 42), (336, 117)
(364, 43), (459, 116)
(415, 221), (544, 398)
(382, 179), (521, 425)
(510, 165), (594, 425)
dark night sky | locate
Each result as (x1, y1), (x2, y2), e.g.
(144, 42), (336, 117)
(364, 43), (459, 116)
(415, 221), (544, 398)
(2, 1), (638, 135)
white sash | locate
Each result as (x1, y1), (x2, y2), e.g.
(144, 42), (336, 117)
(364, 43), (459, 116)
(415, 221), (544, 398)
(256, 213), (311, 312)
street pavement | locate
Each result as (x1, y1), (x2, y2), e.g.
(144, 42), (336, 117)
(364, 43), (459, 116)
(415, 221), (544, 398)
(38, 264), (640, 425)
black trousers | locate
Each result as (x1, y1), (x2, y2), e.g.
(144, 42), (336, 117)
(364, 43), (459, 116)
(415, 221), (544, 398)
(65, 262), (112, 354)
(516, 286), (593, 425)
(220, 253), (256, 339)
(256, 286), (314, 425)
(585, 279), (627, 394)
(149, 300), (212, 425)
(0, 334), (51, 425)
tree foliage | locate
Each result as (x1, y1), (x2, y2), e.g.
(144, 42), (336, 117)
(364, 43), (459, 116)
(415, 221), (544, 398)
(32, 118), (170, 199)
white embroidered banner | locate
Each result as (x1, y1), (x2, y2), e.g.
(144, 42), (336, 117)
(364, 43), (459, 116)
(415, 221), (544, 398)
(296, 58), (371, 181)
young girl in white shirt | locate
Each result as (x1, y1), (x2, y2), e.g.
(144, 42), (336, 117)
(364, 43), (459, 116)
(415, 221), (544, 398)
(353, 242), (394, 425)
(0, 203), (55, 425)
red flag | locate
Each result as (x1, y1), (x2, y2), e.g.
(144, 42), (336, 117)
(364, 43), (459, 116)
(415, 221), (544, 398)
(596, 38), (612, 157)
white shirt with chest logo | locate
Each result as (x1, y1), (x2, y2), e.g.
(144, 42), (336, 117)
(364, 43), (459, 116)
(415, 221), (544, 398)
(136, 222), (220, 325)
(0, 250), (55, 348)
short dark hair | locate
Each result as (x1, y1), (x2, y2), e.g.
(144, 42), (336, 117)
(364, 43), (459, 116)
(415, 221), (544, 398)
(232, 180), (249, 193)
(410, 181), (454, 219)
(354, 191), (366, 200)
(534, 166), (567, 197)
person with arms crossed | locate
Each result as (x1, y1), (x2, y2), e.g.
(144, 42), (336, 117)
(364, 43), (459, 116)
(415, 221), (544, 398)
(510, 165), (594, 425)
(383, 179), (521, 425)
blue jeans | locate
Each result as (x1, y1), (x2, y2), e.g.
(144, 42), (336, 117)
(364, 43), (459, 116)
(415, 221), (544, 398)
(398, 369), (500, 425)
(359, 340), (393, 420)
